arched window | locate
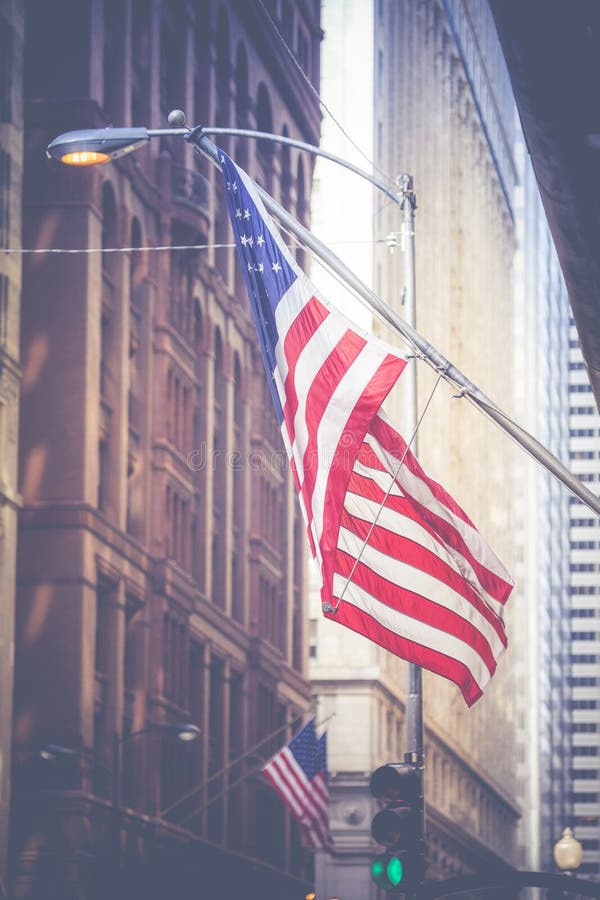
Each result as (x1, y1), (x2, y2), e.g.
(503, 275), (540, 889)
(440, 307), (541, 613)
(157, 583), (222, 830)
(281, 125), (292, 207)
(129, 217), (143, 303)
(296, 157), (307, 223)
(216, 7), (230, 127)
(212, 328), (227, 609)
(193, 298), (203, 351)
(101, 183), (118, 301)
(132, 0), (151, 125)
(102, 183), (118, 251)
(232, 353), (245, 623)
(235, 42), (249, 128)
(256, 83), (274, 191)
(99, 183), (119, 515)
(103, 0), (122, 124)
(296, 158), (307, 269)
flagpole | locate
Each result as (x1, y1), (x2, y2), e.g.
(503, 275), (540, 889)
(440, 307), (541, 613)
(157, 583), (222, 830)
(189, 129), (600, 519)
(398, 174), (424, 765)
(398, 176), (426, 895)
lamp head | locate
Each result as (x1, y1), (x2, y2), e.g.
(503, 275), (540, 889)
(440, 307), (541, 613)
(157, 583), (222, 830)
(554, 827), (583, 871)
(174, 723), (201, 742)
(39, 743), (78, 761)
(46, 127), (150, 166)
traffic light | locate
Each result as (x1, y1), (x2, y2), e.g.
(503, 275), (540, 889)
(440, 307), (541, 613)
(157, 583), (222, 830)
(369, 762), (425, 893)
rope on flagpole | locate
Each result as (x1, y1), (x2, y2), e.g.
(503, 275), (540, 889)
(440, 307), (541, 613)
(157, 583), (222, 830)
(327, 371), (444, 614)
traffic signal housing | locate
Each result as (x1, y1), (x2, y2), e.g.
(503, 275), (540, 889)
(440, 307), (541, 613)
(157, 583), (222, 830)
(369, 763), (425, 893)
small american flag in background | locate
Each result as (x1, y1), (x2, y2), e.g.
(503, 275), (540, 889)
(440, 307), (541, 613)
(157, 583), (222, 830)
(219, 149), (514, 707)
(262, 719), (333, 850)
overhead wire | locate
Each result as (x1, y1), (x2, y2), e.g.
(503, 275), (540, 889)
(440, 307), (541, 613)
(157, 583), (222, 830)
(2, 238), (395, 256)
(255, 0), (396, 190)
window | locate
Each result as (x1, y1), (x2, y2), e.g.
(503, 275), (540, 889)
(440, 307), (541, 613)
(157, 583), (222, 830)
(281, 0), (293, 43)
(570, 654), (598, 663)
(296, 25), (309, 73)
(215, 8), (230, 127)
(235, 42), (249, 127)
(162, 613), (187, 706)
(103, 0), (121, 122)
(573, 747), (598, 756)
(570, 699), (599, 709)
(575, 814), (599, 825)
(572, 723), (598, 733)
(0, 15), (12, 123)
(0, 274), (7, 346)
(571, 632), (598, 641)
(93, 577), (116, 797)
(256, 83), (274, 191)
(309, 618), (317, 659)
(0, 149), (10, 249)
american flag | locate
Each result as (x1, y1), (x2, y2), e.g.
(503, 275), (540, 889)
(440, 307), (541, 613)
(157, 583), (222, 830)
(262, 719), (333, 849)
(219, 149), (514, 707)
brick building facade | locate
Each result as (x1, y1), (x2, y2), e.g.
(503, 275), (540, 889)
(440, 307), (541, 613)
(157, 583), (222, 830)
(10, 2), (321, 898)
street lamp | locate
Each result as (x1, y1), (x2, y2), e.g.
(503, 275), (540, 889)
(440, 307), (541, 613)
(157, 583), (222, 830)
(112, 722), (200, 878)
(551, 828), (583, 900)
(554, 827), (583, 875)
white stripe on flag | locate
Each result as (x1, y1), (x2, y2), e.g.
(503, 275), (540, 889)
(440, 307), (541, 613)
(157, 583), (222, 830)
(335, 525), (504, 659)
(332, 571), (495, 693)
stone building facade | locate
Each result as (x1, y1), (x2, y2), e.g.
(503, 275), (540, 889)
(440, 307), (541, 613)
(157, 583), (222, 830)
(11, 2), (321, 898)
(0, 0), (23, 888)
(310, 1), (522, 897)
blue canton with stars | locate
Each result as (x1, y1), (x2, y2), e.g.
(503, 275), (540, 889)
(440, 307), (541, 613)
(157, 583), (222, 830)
(289, 719), (323, 780)
(220, 148), (299, 424)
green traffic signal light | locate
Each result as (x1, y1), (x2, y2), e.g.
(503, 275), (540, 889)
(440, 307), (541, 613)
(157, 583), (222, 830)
(371, 857), (385, 881)
(386, 855), (403, 887)
(371, 852), (405, 890)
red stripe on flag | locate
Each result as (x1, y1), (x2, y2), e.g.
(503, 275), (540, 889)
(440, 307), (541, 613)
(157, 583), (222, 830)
(339, 498), (507, 645)
(316, 356), (407, 593)
(334, 544), (500, 675)
(281, 296), (330, 434)
(356, 434), (513, 605)
(326, 595), (485, 707)
(296, 329), (367, 512)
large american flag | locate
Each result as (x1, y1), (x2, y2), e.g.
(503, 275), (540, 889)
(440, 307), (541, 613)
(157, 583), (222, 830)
(219, 149), (514, 707)
(262, 719), (333, 849)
